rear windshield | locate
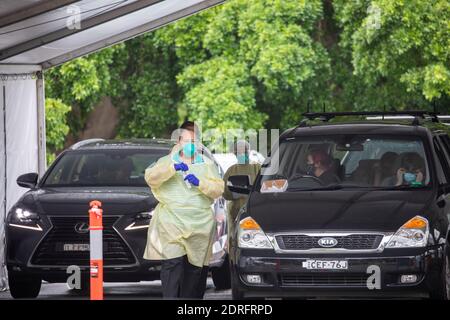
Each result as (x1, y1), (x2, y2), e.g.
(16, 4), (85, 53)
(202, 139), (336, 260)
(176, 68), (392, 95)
(43, 149), (169, 187)
(259, 135), (431, 192)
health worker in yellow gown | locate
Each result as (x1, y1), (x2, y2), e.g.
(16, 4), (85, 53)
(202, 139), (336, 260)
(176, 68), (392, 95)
(143, 121), (224, 299)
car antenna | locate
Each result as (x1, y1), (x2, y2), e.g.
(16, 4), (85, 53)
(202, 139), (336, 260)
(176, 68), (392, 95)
(431, 101), (439, 123)
(299, 100), (312, 127)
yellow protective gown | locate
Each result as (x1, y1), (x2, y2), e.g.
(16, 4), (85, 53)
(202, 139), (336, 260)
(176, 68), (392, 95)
(223, 163), (261, 222)
(143, 148), (224, 267)
(223, 163), (261, 244)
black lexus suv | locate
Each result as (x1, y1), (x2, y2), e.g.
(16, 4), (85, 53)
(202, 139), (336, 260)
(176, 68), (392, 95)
(5, 139), (229, 298)
(226, 111), (450, 299)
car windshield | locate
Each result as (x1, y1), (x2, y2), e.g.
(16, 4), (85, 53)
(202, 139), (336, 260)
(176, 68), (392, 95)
(259, 135), (431, 192)
(43, 149), (169, 187)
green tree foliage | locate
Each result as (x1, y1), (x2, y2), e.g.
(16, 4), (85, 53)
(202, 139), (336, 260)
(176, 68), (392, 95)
(157, 0), (330, 130)
(45, 46), (122, 135)
(334, 0), (450, 110)
(112, 35), (179, 139)
(45, 0), (450, 150)
(45, 98), (71, 164)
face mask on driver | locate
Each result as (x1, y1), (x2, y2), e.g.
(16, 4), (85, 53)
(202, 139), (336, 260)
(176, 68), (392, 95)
(306, 164), (315, 175)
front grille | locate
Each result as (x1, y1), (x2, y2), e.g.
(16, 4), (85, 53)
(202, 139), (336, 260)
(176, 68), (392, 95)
(280, 273), (368, 287)
(31, 216), (136, 266)
(276, 234), (382, 250)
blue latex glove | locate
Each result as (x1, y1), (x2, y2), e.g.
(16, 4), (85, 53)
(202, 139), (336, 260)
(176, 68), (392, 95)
(184, 174), (199, 187)
(174, 162), (189, 172)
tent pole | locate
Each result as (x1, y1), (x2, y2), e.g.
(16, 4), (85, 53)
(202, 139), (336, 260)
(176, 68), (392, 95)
(36, 72), (46, 177)
(0, 85), (7, 291)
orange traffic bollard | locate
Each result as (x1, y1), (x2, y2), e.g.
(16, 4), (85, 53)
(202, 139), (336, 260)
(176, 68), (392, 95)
(89, 200), (103, 300)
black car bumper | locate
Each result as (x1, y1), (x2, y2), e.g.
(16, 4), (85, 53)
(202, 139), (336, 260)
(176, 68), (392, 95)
(232, 247), (444, 299)
(5, 215), (162, 283)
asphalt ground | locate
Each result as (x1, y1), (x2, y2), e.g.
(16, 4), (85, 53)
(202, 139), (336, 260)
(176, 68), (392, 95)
(0, 277), (231, 300)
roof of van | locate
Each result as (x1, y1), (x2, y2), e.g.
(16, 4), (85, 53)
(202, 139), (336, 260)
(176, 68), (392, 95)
(283, 122), (442, 139)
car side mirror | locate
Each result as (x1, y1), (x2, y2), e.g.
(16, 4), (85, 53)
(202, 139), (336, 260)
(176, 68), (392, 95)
(227, 175), (252, 196)
(17, 173), (38, 189)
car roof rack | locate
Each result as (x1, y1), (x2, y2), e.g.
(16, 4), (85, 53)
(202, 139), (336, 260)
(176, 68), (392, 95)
(70, 138), (105, 150)
(301, 110), (440, 125)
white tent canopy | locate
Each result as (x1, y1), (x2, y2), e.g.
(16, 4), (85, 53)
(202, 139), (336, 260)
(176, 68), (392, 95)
(0, 0), (224, 68)
(0, 0), (225, 290)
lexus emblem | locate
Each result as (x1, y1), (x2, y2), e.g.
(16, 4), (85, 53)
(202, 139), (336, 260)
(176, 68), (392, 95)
(318, 237), (338, 248)
(74, 222), (89, 234)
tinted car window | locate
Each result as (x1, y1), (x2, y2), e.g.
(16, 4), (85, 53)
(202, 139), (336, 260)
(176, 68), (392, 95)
(43, 149), (169, 187)
(433, 137), (450, 183)
(260, 135), (430, 191)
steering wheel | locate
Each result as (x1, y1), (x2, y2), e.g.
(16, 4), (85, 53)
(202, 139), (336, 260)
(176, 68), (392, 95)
(288, 173), (325, 186)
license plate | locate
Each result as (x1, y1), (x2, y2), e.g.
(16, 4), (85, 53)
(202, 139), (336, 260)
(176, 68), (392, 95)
(61, 243), (90, 252)
(302, 260), (348, 270)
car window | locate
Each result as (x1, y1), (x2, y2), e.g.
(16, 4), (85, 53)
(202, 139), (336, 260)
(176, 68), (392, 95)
(434, 137), (450, 184)
(439, 135), (450, 161)
(43, 149), (169, 187)
(259, 135), (431, 191)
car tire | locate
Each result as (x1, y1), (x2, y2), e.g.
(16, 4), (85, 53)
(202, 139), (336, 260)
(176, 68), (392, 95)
(430, 252), (450, 300)
(211, 255), (231, 290)
(8, 273), (41, 299)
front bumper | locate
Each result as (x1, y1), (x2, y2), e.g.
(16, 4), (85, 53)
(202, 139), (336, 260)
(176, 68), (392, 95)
(232, 247), (444, 298)
(5, 215), (162, 282)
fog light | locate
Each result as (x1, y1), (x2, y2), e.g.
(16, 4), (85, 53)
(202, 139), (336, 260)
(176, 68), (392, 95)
(246, 274), (262, 284)
(400, 274), (418, 284)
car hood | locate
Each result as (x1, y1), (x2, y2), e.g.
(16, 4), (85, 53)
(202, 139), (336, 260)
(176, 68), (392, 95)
(247, 189), (434, 233)
(18, 187), (156, 216)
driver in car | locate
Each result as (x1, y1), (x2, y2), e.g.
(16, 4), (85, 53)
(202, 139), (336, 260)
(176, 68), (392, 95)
(306, 149), (340, 185)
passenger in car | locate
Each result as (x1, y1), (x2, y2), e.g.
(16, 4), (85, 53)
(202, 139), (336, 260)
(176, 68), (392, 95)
(382, 152), (426, 186)
(373, 152), (399, 186)
(306, 149), (340, 185)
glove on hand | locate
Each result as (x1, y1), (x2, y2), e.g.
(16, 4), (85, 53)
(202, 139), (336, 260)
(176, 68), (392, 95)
(174, 162), (189, 172)
(184, 173), (199, 187)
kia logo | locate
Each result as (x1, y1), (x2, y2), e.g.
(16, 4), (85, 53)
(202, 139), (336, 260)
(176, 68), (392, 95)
(318, 237), (338, 248)
(74, 222), (89, 234)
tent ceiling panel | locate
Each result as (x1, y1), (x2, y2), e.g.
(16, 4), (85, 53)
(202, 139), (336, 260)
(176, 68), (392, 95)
(0, 0), (224, 69)
(0, 0), (79, 29)
(0, 0), (142, 51)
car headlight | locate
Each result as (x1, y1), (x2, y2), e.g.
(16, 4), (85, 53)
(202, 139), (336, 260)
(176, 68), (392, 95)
(386, 216), (429, 248)
(125, 211), (154, 231)
(8, 207), (42, 231)
(238, 217), (273, 249)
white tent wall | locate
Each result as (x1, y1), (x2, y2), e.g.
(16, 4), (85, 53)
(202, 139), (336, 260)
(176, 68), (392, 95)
(0, 67), (43, 290)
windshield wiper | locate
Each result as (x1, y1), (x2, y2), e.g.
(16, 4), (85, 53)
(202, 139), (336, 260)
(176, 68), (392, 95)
(287, 184), (344, 192)
(287, 184), (386, 192)
(372, 184), (428, 190)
